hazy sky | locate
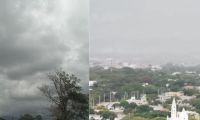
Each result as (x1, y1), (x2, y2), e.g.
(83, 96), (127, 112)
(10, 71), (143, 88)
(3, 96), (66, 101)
(0, 0), (88, 116)
(90, 0), (200, 65)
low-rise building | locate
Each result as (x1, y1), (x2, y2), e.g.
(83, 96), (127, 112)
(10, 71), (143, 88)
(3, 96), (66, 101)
(150, 104), (169, 112)
(126, 94), (148, 105)
(89, 81), (97, 87)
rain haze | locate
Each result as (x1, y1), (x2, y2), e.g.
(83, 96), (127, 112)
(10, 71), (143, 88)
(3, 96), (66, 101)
(0, 0), (88, 117)
(90, 0), (200, 65)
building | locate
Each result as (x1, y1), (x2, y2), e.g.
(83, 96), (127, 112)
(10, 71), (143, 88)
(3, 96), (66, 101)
(89, 114), (102, 120)
(126, 94), (148, 105)
(89, 81), (97, 87)
(165, 92), (184, 97)
(167, 98), (188, 120)
(183, 85), (195, 90)
(172, 72), (182, 75)
(157, 91), (184, 103)
(150, 104), (169, 112)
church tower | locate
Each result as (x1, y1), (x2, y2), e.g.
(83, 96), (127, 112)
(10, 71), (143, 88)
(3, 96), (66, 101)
(171, 98), (177, 119)
(167, 98), (188, 120)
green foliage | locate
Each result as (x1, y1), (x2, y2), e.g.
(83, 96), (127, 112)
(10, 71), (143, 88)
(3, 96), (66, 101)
(89, 107), (95, 114)
(122, 116), (166, 120)
(119, 101), (138, 114)
(183, 89), (198, 96)
(18, 114), (34, 120)
(144, 85), (157, 94)
(191, 98), (200, 113)
(122, 111), (168, 120)
(129, 102), (137, 109)
(39, 70), (89, 120)
(120, 100), (129, 108)
(90, 66), (200, 119)
(99, 110), (117, 120)
(35, 115), (42, 120)
(96, 105), (107, 111)
(136, 105), (153, 113)
(18, 114), (43, 120)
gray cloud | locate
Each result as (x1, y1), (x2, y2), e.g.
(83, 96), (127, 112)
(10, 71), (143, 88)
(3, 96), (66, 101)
(0, 0), (88, 116)
(90, 0), (200, 65)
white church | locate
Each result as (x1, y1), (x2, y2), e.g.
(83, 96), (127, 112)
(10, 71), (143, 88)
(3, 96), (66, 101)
(167, 98), (188, 120)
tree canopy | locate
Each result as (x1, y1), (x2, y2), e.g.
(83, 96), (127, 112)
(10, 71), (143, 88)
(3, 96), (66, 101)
(39, 70), (89, 120)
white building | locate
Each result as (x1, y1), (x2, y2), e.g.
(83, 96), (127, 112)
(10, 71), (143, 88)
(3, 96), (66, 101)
(167, 98), (188, 120)
(89, 114), (102, 120)
(172, 72), (181, 75)
(89, 81), (97, 87)
(151, 65), (162, 71)
(157, 91), (184, 103)
(150, 104), (168, 112)
(127, 94), (148, 105)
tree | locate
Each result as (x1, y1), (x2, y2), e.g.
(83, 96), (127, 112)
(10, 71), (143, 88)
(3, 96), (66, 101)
(183, 89), (198, 96)
(99, 110), (117, 120)
(136, 105), (153, 113)
(18, 114), (34, 120)
(35, 115), (42, 120)
(120, 100), (129, 109)
(191, 99), (200, 113)
(39, 70), (89, 120)
(129, 102), (137, 109)
(0, 118), (5, 120)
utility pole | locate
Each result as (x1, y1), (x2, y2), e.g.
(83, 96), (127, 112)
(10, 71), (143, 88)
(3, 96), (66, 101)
(99, 95), (101, 104)
(131, 91), (133, 97)
(112, 91), (117, 102)
(104, 93), (106, 102)
(93, 98), (95, 108)
(110, 92), (112, 103)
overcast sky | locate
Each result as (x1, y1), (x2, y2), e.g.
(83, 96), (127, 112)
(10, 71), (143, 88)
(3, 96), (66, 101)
(0, 0), (88, 117)
(90, 0), (200, 65)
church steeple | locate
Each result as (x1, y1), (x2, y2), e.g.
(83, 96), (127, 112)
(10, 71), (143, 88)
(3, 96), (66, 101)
(171, 98), (177, 119)
(167, 98), (188, 120)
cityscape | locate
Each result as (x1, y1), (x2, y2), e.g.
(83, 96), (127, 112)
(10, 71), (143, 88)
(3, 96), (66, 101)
(89, 58), (200, 120)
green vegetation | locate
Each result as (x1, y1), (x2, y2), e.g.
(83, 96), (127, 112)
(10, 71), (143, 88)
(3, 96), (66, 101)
(190, 98), (200, 113)
(99, 110), (117, 120)
(122, 114), (166, 120)
(39, 70), (89, 120)
(90, 64), (200, 119)
(18, 114), (42, 120)
(90, 65), (200, 103)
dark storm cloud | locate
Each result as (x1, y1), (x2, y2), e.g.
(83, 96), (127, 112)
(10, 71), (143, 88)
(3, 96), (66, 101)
(0, 0), (88, 116)
(0, 0), (68, 80)
(90, 0), (200, 65)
